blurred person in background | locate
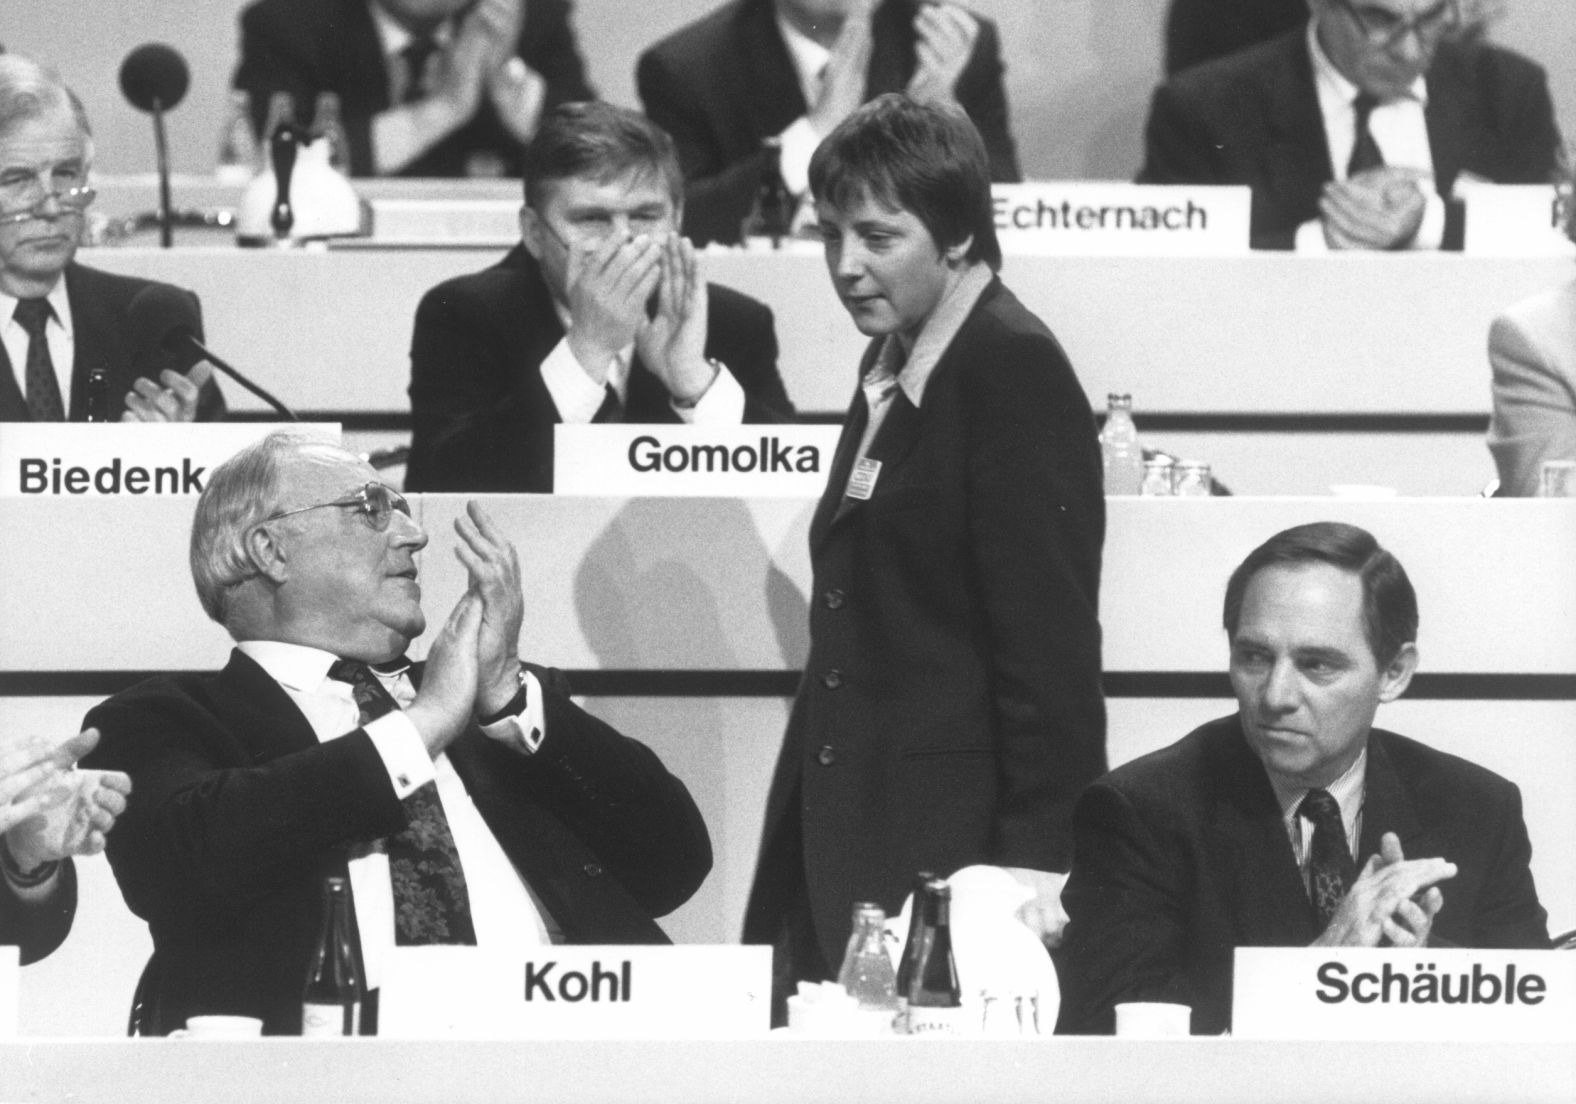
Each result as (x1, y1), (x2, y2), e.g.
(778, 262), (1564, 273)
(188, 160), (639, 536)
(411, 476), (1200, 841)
(233, 0), (593, 177)
(637, 0), (1020, 246)
(1138, 0), (1561, 250)
(1487, 162), (1576, 496)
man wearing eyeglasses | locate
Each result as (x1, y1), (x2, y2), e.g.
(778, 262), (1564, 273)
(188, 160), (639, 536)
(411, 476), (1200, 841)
(406, 100), (794, 493)
(1137, 0), (1561, 250)
(80, 430), (712, 1034)
(0, 54), (224, 421)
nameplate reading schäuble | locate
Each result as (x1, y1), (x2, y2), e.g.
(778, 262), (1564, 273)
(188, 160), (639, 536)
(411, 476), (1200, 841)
(554, 425), (840, 496)
(377, 945), (771, 1039)
(1232, 947), (1575, 1039)
(0, 424), (338, 497)
(991, 183), (1251, 255)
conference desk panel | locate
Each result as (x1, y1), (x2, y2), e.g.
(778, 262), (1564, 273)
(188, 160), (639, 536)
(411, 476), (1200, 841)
(78, 247), (1574, 418)
(3, 495), (1572, 1040)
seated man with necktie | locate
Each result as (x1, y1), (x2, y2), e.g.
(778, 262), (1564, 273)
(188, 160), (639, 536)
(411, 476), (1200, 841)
(233, 0), (593, 178)
(81, 430), (713, 1034)
(2, 728), (131, 965)
(1055, 522), (1550, 1036)
(405, 101), (795, 493)
(0, 54), (223, 422)
(1136, 0), (1562, 250)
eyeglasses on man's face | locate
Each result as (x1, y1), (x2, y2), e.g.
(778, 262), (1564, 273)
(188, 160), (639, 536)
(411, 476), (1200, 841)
(0, 161), (96, 225)
(1329, 0), (1459, 51)
(265, 482), (412, 532)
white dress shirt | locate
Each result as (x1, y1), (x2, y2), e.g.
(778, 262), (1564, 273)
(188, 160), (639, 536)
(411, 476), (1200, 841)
(773, 12), (834, 197)
(1268, 745), (1369, 897)
(1297, 19), (1446, 251)
(1, 279), (75, 414)
(237, 640), (555, 989)
(538, 299), (745, 424)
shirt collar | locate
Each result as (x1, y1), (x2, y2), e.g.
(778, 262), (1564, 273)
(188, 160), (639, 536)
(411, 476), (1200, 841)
(238, 639), (341, 694)
(775, 8), (833, 108)
(368, 0), (454, 58)
(863, 263), (992, 410)
(0, 277), (74, 340)
(1307, 18), (1428, 109)
(1269, 741), (1369, 841)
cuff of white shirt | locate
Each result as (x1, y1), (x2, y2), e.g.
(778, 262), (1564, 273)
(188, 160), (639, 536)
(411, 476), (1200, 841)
(365, 712), (437, 798)
(1295, 218), (1330, 253)
(480, 668), (547, 755)
(541, 336), (616, 423)
(673, 362), (744, 424)
(1407, 191), (1446, 251)
(779, 117), (819, 197)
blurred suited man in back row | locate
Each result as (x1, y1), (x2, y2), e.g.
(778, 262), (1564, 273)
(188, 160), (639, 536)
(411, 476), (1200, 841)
(0, 54), (223, 422)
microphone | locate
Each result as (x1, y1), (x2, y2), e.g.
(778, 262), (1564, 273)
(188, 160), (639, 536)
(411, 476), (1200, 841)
(127, 285), (299, 421)
(119, 44), (190, 249)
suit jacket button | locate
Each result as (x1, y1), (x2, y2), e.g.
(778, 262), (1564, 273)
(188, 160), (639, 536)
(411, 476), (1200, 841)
(821, 669), (843, 689)
(583, 862), (604, 877)
(817, 745), (837, 767)
(823, 589), (846, 610)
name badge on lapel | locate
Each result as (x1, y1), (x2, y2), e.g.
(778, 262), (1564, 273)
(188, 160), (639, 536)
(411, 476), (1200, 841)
(846, 457), (882, 501)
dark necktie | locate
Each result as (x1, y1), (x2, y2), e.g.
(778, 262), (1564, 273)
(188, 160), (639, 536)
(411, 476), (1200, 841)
(593, 381), (623, 423)
(400, 35), (439, 104)
(328, 658), (477, 946)
(1347, 92), (1385, 177)
(14, 298), (65, 422)
(1300, 788), (1356, 931)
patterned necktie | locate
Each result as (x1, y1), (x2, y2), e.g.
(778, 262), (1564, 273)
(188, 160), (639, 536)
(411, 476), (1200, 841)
(1300, 788), (1356, 931)
(400, 35), (439, 104)
(1347, 92), (1385, 177)
(14, 298), (65, 422)
(327, 658), (477, 946)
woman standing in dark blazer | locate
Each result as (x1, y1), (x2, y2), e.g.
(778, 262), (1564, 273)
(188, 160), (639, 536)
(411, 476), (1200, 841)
(742, 94), (1108, 1019)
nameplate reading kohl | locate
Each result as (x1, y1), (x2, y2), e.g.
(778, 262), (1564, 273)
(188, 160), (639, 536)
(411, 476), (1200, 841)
(991, 183), (1251, 255)
(554, 425), (841, 496)
(377, 945), (771, 1039)
(0, 424), (340, 497)
(1232, 947), (1575, 1040)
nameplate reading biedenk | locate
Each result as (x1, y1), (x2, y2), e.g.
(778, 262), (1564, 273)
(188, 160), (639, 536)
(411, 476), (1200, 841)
(1232, 947), (1575, 1040)
(0, 423), (339, 497)
(554, 425), (841, 497)
(377, 945), (772, 1039)
(991, 183), (1251, 255)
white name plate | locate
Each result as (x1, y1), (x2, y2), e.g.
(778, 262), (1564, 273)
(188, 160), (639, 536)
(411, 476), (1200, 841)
(378, 945), (772, 1039)
(1459, 183), (1572, 255)
(1233, 947), (1575, 1040)
(554, 425), (840, 496)
(992, 183), (1252, 255)
(0, 423), (339, 497)
(366, 197), (521, 246)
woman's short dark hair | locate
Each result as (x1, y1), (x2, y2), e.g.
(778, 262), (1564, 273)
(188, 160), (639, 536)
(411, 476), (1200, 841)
(809, 93), (1001, 270)
(521, 101), (683, 211)
(1222, 521), (1419, 668)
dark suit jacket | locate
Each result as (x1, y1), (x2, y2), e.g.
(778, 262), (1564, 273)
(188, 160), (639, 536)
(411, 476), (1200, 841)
(405, 243), (795, 492)
(1163, 0), (1306, 76)
(0, 264), (225, 422)
(233, 0), (594, 178)
(636, 0), (1021, 245)
(741, 275), (1107, 971)
(0, 859), (77, 965)
(1055, 715), (1551, 1036)
(1136, 30), (1562, 249)
(80, 649), (712, 1035)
